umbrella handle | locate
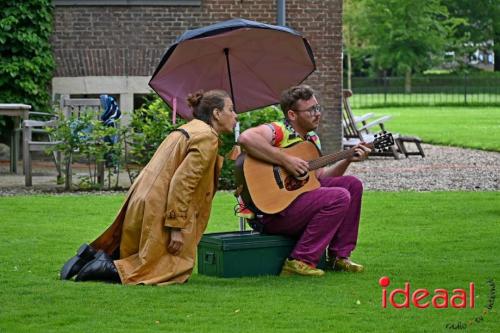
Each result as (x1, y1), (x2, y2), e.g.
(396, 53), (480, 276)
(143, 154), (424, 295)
(234, 121), (240, 142)
(172, 97), (177, 125)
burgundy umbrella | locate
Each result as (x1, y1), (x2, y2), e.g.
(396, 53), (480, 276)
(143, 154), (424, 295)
(149, 18), (316, 120)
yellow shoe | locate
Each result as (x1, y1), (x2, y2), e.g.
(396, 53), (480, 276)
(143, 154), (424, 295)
(329, 257), (364, 273)
(280, 259), (325, 277)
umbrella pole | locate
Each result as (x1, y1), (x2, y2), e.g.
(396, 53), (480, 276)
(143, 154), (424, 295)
(223, 48), (236, 107)
(224, 48), (240, 143)
(224, 48), (245, 232)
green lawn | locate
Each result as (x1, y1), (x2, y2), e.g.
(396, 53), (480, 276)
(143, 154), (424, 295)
(1, 192), (499, 332)
(354, 106), (500, 151)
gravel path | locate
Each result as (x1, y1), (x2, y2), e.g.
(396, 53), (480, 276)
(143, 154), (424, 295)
(347, 144), (499, 191)
(0, 144), (498, 196)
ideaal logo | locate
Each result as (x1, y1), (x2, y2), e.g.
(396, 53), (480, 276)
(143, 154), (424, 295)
(378, 276), (496, 330)
(378, 276), (475, 309)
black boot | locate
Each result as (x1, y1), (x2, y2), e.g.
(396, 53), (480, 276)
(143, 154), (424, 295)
(60, 243), (97, 280)
(75, 250), (121, 283)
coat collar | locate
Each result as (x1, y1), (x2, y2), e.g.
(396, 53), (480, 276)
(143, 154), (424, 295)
(188, 119), (220, 139)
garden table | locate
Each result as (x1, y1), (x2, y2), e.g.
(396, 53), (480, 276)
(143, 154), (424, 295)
(0, 104), (31, 173)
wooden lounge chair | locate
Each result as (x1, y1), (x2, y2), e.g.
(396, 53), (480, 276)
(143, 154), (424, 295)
(342, 89), (425, 159)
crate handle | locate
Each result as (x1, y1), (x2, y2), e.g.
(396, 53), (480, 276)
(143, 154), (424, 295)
(204, 252), (215, 264)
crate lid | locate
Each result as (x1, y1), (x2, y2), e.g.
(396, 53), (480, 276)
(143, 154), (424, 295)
(200, 231), (296, 250)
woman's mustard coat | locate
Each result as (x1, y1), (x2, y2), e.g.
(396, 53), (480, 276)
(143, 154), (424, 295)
(90, 119), (223, 285)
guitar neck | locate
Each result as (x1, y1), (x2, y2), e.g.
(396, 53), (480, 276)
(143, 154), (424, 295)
(308, 143), (374, 170)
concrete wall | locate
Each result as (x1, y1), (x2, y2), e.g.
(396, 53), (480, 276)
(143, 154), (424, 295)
(52, 0), (343, 152)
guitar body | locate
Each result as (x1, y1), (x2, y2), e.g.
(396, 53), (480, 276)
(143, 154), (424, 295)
(238, 141), (322, 214)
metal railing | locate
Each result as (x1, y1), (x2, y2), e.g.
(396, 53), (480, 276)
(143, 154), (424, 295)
(345, 75), (500, 108)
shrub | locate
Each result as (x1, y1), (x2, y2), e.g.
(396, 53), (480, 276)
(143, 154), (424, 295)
(47, 111), (122, 190)
(127, 95), (185, 165)
(124, 95), (185, 182)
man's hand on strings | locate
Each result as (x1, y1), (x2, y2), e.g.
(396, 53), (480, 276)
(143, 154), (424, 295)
(348, 143), (371, 162)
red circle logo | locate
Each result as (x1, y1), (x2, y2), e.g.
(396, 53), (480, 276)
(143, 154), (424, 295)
(379, 276), (390, 287)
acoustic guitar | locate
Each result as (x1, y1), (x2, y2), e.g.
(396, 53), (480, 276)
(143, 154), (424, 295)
(234, 132), (394, 214)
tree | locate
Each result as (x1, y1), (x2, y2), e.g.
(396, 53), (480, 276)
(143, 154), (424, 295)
(443, 0), (500, 71)
(343, 0), (370, 89)
(0, 0), (55, 112)
(360, 0), (458, 92)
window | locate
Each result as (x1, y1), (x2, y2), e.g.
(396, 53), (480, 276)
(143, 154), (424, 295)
(53, 0), (201, 6)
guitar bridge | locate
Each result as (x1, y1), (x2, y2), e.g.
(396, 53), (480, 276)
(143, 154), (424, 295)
(285, 175), (309, 191)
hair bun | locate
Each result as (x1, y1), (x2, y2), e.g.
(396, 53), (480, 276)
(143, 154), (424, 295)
(187, 90), (204, 108)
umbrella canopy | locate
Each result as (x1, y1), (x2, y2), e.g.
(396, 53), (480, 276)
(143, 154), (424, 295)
(149, 18), (316, 120)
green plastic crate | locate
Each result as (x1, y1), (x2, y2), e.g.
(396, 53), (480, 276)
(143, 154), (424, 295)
(198, 231), (325, 278)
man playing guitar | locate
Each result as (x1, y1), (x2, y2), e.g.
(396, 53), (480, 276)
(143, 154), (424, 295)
(237, 85), (371, 277)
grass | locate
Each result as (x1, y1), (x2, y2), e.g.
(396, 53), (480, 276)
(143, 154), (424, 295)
(1, 192), (499, 332)
(354, 106), (500, 152)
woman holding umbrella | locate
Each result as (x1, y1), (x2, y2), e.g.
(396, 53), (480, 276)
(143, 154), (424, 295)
(60, 89), (238, 285)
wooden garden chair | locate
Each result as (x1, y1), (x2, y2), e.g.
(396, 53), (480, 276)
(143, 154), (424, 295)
(22, 97), (104, 187)
(22, 115), (62, 186)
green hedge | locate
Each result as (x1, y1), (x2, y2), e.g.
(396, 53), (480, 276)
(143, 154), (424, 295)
(0, 0), (55, 112)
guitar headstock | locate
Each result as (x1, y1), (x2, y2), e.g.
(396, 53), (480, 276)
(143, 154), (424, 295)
(373, 131), (394, 152)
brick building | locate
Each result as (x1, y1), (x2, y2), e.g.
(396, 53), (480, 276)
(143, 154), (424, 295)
(52, 0), (344, 152)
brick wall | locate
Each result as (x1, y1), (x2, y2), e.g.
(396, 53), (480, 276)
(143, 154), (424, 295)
(286, 0), (343, 152)
(52, 0), (343, 151)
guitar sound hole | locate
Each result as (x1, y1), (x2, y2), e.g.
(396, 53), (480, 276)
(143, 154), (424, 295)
(284, 175), (309, 191)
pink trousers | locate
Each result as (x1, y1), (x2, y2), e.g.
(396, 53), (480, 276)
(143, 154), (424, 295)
(261, 175), (363, 266)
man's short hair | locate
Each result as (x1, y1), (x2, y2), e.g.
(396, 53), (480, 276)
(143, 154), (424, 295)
(280, 84), (315, 118)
